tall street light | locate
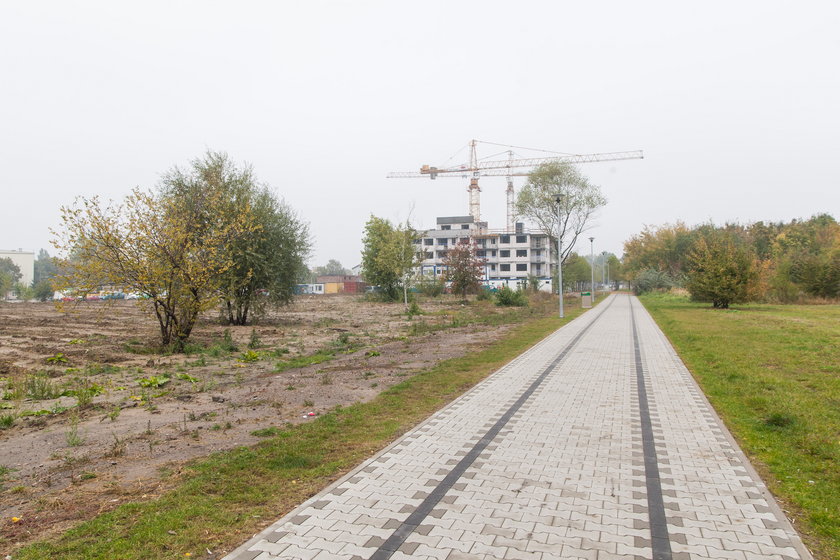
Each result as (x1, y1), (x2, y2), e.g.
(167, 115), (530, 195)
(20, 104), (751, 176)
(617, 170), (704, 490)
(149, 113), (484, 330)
(589, 237), (595, 304)
(556, 194), (564, 318)
(602, 251), (607, 293)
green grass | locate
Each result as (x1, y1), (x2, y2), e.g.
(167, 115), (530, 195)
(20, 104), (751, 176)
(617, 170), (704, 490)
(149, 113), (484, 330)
(9, 298), (589, 559)
(640, 293), (839, 560)
(273, 335), (363, 373)
(274, 350), (337, 372)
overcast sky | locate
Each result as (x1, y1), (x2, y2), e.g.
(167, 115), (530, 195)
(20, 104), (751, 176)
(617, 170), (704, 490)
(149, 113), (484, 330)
(2, 1), (838, 268)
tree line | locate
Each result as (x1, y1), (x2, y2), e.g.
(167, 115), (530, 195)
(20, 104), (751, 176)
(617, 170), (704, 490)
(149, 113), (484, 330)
(623, 214), (839, 307)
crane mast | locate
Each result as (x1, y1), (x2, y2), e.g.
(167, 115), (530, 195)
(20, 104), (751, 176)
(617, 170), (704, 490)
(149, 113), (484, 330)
(387, 140), (644, 230)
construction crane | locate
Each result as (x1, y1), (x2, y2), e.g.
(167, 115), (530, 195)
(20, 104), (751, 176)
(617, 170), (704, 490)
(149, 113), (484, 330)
(387, 140), (644, 231)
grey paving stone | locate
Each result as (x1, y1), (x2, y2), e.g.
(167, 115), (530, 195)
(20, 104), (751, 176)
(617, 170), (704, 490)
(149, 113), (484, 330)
(220, 295), (813, 560)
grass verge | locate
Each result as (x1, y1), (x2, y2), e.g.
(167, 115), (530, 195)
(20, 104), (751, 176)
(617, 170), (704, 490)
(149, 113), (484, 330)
(640, 293), (839, 560)
(8, 299), (588, 559)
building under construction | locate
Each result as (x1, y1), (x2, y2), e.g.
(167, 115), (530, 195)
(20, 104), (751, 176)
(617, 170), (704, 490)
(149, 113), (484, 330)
(390, 139), (643, 291)
(416, 216), (554, 291)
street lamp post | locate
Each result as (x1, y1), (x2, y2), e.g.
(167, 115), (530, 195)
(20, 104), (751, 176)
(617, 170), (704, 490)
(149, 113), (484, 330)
(556, 194), (564, 318)
(589, 237), (595, 304)
(602, 251), (607, 294)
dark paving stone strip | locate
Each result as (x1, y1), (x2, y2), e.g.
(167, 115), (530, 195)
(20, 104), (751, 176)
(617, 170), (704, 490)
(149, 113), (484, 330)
(630, 297), (673, 560)
(368, 297), (618, 560)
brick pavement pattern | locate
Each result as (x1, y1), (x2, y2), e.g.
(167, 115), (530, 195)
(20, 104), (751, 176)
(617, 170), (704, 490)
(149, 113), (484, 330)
(223, 295), (813, 560)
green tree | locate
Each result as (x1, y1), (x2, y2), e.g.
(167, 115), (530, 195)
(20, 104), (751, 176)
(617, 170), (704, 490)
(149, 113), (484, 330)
(33, 249), (58, 284)
(0, 257), (22, 298)
(622, 222), (695, 285)
(31, 249), (59, 301)
(769, 214), (839, 300)
(319, 259), (351, 276)
(685, 230), (760, 308)
(53, 153), (258, 350)
(360, 216), (422, 303)
(606, 254), (622, 287)
(516, 162), (606, 294)
(442, 239), (486, 300)
(516, 162), (606, 266)
(14, 282), (34, 301)
(33, 280), (54, 301)
(562, 252), (591, 291)
(159, 153), (312, 326)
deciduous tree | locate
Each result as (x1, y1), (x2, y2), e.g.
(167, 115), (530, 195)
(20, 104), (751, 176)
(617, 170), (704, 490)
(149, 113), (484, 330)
(516, 162), (606, 265)
(685, 231), (760, 308)
(0, 257), (22, 298)
(53, 153), (258, 350)
(561, 252), (591, 291)
(442, 239), (486, 300)
(360, 216), (422, 303)
(165, 153), (311, 326)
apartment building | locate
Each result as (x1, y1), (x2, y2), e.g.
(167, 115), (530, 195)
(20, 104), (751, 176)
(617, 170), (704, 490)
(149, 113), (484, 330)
(415, 216), (555, 290)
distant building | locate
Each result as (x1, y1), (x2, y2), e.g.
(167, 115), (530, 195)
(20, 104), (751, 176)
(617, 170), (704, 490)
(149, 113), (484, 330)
(415, 216), (555, 291)
(315, 275), (366, 294)
(0, 249), (35, 287)
(295, 283), (325, 295)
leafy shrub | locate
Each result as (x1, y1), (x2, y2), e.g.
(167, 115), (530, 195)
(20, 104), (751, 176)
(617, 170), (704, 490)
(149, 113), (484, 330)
(684, 231), (762, 308)
(407, 301), (422, 318)
(138, 375), (171, 388)
(632, 269), (676, 295)
(0, 414), (15, 430)
(476, 287), (494, 301)
(418, 276), (445, 297)
(494, 285), (528, 307)
(238, 350), (260, 363)
(220, 329), (239, 352)
(45, 353), (69, 365)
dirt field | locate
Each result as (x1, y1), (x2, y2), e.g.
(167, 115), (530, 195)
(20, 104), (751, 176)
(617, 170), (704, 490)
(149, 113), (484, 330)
(0, 295), (521, 553)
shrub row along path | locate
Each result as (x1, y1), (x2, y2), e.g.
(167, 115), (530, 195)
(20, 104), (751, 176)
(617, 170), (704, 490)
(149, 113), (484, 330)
(222, 294), (813, 560)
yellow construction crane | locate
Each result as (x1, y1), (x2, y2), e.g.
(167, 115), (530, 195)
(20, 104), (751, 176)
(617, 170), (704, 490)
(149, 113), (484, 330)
(387, 139), (643, 231)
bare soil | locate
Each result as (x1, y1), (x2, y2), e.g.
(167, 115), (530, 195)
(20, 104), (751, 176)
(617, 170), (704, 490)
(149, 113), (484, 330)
(0, 295), (517, 553)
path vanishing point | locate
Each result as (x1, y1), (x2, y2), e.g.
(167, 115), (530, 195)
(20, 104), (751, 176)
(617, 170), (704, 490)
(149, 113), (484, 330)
(223, 294), (813, 560)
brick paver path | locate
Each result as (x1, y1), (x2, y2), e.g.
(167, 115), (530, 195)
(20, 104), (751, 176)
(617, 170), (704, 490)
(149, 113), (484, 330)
(223, 295), (813, 560)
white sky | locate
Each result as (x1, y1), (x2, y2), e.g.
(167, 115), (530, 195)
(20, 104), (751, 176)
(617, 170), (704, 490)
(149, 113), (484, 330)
(1, 1), (838, 268)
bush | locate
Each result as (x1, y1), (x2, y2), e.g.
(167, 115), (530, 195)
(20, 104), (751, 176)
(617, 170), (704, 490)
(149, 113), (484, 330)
(494, 285), (528, 307)
(33, 280), (54, 302)
(407, 301), (422, 318)
(685, 231), (760, 308)
(476, 286), (494, 301)
(632, 269), (676, 295)
(418, 276), (445, 297)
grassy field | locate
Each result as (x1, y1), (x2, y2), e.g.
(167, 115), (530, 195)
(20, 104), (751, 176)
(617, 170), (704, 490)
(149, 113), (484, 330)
(10, 297), (587, 559)
(640, 293), (839, 560)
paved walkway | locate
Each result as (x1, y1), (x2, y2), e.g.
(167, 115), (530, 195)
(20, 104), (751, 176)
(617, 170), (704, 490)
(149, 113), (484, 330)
(223, 295), (813, 560)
